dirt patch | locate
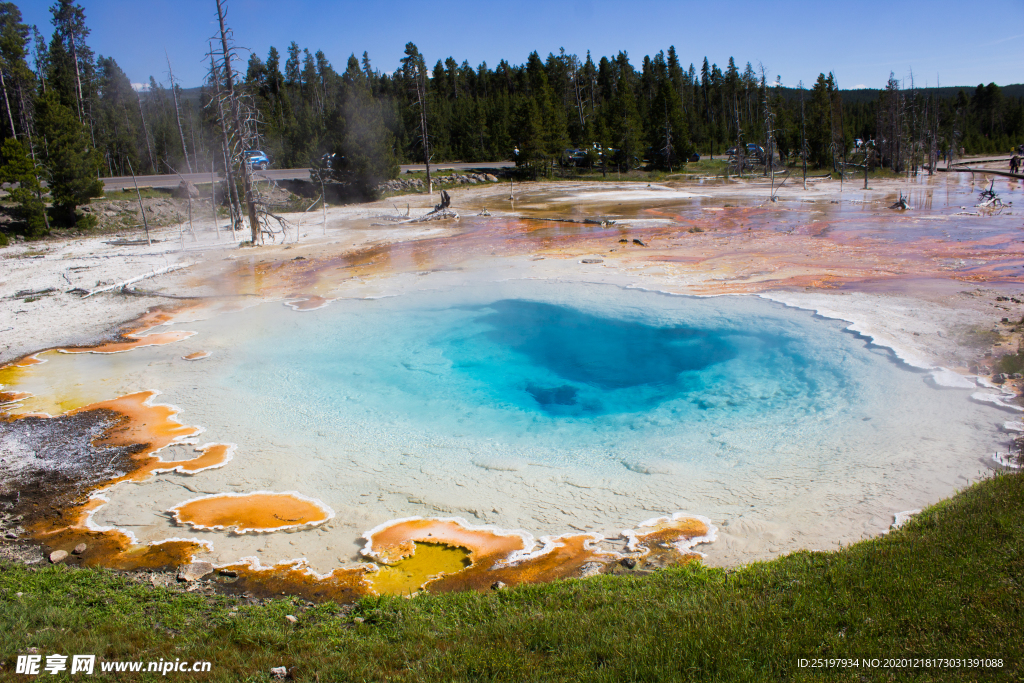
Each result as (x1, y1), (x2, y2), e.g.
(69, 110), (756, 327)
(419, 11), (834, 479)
(0, 409), (146, 530)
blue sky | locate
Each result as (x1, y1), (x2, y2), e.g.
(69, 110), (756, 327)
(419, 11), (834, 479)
(19, 0), (1024, 90)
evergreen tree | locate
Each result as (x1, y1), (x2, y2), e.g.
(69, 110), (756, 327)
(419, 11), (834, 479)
(35, 90), (102, 227)
(0, 2), (31, 140)
(329, 63), (398, 199)
(94, 56), (140, 176)
(807, 73), (833, 167)
(0, 136), (47, 235)
(610, 52), (642, 170)
(47, 0), (94, 122)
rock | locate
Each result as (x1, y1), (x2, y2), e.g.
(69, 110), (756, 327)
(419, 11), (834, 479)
(219, 568), (238, 577)
(352, 616), (365, 624)
(270, 666), (288, 680)
(632, 238), (647, 246)
(620, 557), (637, 569)
(72, 543), (87, 555)
(485, 174), (498, 182)
(578, 562), (603, 578)
(176, 561), (214, 582)
(618, 238), (628, 243)
(993, 373), (1007, 384)
(490, 581), (507, 591)
(581, 258), (604, 264)
(49, 550), (68, 564)
(285, 614), (297, 624)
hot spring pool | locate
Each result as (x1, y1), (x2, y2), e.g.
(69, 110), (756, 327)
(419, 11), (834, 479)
(24, 278), (1001, 569)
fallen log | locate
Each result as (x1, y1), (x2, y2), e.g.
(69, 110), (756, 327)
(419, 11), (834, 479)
(80, 262), (193, 298)
(522, 217), (616, 226)
(123, 286), (260, 300)
(13, 287), (57, 298)
(938, 166), (1024, 180)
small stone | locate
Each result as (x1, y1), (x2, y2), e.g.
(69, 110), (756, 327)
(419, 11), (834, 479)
(49, 550), (68, 564)
(15, 592), (23, 597)
(581, 258), (604, 264)
(72, 543), (87, 555)
(4, 532), (17, 540)
(620, 557), (637, 569)
(632, 238), (647, 246)
(490, 581), (507, 591)
(176, 561), (214, 582)
(352, 616), (365, 624)
(219, 568), (238, 577)
(270, 666), (288, 680)
(285, 614), (297, 624)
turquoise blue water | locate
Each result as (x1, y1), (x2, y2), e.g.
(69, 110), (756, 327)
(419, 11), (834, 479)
(196, 281), (874, 472)
(78, 277), (1005, 566)
(443, 298), (837, 419)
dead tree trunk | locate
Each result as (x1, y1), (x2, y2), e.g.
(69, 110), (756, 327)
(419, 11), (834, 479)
(800, 82), (807, 190)
(68, 30), (85, 123)
(214, 0), (260, 244)
(0, 69), (16, 139)
(415, 72), (432, 195)
(166, 51), (193, 174)
(136, 90), (155, 172)
(126, 158), (151, 246)
(210, 162), (220, 240)
(209, 43), (242, 232)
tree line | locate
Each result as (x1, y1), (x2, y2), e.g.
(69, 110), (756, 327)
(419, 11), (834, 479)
(1, 0), (1023, 237)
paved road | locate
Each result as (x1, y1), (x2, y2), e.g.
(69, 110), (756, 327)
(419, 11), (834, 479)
(102, 161), (516, 191)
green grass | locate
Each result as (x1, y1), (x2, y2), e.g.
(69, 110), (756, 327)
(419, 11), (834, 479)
(1, 471), (1021, 681)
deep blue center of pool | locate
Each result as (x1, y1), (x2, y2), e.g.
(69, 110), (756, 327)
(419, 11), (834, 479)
(444, 300), (746, 415)
(217, 283), (861, 457)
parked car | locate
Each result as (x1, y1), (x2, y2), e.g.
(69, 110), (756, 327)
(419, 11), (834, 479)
(561, 148), (588, 166)
(243, 150), (270, 170)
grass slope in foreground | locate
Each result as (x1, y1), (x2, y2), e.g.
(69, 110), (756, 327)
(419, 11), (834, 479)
(1, 472), (1021, 682)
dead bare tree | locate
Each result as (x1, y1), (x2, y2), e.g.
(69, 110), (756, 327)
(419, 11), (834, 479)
(799, 80), (807, 190)
(0, 68), (15, 138)
(136, 89), (155, 172)
(759, 64), (778, 201)
(126, 158), (151, 246)
(207, 41), (242, 233)
(402, 45), (432, 195)
(212, 0), (260, 243)
(166, 51), (193, 174)
(831, 71), (846, 191)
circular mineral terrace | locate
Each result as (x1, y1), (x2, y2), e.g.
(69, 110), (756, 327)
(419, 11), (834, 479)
(2, 173), (1022, 596)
